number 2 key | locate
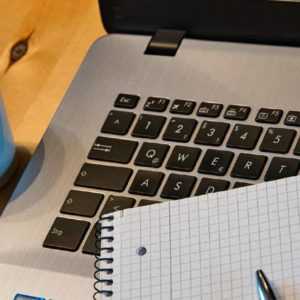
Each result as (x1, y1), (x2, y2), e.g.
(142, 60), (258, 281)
(163, 118), (197, 143)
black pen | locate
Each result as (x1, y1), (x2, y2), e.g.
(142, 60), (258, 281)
(256, 270), (277, 300)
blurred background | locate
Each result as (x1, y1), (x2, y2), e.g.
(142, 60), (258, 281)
(0, 0), (105, 206)
(0, 0), (105, 153)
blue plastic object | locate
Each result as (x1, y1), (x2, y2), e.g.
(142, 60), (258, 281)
(0, 98), (15, 185)
(14, 294), (46, 300)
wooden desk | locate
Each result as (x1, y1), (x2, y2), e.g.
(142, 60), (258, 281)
(0, 0), (105, 205)
(0, 0), (106, 153)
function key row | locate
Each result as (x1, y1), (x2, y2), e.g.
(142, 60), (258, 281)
(114, 94), (300, 126)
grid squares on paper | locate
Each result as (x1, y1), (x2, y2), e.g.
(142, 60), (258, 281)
(111, 176), (300, 300)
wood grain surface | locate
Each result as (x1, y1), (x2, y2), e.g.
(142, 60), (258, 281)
(0, 0), (106, 153)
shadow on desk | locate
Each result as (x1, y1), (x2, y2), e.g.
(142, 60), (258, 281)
(0, 147), (31, 215)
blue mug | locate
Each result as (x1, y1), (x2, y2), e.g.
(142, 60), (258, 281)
(0, 97), (16, 188)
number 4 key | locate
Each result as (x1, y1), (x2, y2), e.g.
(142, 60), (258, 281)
(227, 124), (262, 150)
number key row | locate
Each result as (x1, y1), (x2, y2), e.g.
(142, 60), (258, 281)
(101, 112), (299, 153)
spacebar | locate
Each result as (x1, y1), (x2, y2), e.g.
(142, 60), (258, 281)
(75, 163), (132, 192)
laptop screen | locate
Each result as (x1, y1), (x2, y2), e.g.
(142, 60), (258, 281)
(100, 0), (300, 46)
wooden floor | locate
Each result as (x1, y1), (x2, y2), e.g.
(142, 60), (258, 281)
(0, 0), (106, 153)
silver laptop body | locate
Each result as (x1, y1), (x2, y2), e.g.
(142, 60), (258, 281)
(1, 1), (300, 298)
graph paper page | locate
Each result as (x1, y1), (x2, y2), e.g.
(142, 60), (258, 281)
(110, 176), (300, 300)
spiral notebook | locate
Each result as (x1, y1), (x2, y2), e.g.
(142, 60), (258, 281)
(95, 176), (300, 300)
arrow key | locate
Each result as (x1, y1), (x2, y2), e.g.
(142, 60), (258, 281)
(101, 195), (136, 215)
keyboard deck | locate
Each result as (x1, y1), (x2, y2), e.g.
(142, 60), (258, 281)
(43, 94), (300, 255)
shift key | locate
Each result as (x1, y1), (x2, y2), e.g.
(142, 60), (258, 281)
(88, 136), (138, 164)
(75, 163), (132, 192)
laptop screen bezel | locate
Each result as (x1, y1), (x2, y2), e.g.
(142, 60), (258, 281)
(99, 0), (300, 46)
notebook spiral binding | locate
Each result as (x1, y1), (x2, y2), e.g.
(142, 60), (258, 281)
(94, 215), (115, 299)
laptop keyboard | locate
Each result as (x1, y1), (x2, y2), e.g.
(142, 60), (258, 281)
(43, 94), (300, 255)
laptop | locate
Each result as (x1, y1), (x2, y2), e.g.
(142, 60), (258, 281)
(1, 0), (300, 298)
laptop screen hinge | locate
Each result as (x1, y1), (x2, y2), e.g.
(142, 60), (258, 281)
(144, 29), (186, 56)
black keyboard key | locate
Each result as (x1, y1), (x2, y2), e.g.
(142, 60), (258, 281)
(233, 182), (252, 188)
(144, 97), (169, 112)
(82, 224), (99, 255)
(163, 118), (197, 143)
(256, 108), (283, 124)
(198, 149), (234, 176)
(170, 99), (196, 115)
(102, 195), (136, 215)
(197, 102), (223, 118)
(135, 143), (169, 168)
(285, 111), (300, 127)
(224, 105), (251, 120)
(114, 93), (140, 109)
(231, 153), (267, 180)
(227, 124), (262, 150)
(195, 178), (230, 195)
(260, 128), (296, 154)
(43, 217), (90, 252)
(129, 170), (164, 196)
(88, 137), (138, 164)
(139, 199), (160, 206)
(75, 164), (132, 192)
(265, 157), (300, 181)
(101, 110), (135, 135)
(132, 114), (166, 139)
(195, 121), (229, 146)
(60, 190), (103, 217)
(166, 146), (201, 172)
(161, 174), (196, 200)
(294, 138), (300, 156)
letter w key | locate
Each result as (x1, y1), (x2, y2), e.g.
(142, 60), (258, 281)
(166, 146), (201, 172)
